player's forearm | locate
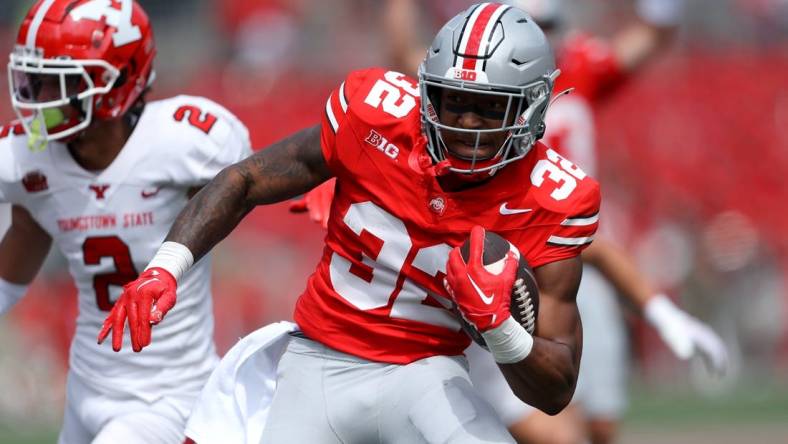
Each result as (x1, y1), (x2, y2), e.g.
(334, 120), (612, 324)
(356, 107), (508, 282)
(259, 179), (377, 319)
(382, 0), (424, 75)
(164, 165), (253, 263)
(164, 125), (329, 263)
(582, 238), (654, 310)
(499, 336), (579, 415)
(615, 0), (682, 72)
(495, 257), (583, 415)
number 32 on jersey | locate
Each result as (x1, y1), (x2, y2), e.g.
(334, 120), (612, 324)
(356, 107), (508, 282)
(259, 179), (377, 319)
(364, 71), (419, 118)
(329, 202), (460, 331)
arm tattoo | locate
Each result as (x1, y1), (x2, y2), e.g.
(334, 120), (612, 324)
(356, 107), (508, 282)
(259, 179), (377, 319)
(165, 125), (329, 262)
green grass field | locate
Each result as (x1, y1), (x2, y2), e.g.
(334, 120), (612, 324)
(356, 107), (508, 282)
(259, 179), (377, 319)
(3, 385), (787, 444)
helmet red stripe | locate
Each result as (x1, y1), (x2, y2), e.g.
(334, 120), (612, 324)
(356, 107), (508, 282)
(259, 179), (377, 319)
(461, 3), (504, 71)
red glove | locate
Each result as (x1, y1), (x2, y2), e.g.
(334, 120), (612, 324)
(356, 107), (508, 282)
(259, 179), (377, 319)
(288, 178), (336, 229)
(97, 267), (177, 352)
(444, 226), (518, 332)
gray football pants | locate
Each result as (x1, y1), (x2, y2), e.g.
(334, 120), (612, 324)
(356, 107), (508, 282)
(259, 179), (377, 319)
(261, 335), (515, 444)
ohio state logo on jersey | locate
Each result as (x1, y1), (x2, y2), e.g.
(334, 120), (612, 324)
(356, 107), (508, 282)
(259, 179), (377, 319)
(429, 196), (447, 215)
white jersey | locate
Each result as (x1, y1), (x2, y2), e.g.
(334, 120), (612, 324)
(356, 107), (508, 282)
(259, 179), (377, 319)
(544, 94), (597, 177)
(0, 95), (252, 400)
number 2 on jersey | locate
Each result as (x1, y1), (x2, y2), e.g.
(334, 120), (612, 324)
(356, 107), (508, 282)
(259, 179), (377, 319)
(174, 105), (218, 134)
(83, 236), (138, 311)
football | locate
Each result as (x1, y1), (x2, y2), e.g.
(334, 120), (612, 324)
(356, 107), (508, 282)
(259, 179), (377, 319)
(455, 231), (540, 347)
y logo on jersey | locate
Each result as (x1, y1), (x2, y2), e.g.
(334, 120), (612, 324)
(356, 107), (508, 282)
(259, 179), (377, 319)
(70, 0), (142, 47)
(89, 184), (111, 200)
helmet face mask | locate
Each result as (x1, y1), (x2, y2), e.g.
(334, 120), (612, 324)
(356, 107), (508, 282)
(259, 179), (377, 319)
(8, 45), (121, 146)
(7, 0), (155, 149)
(419, 2), (558, 176)
(420, 71), (553, 174)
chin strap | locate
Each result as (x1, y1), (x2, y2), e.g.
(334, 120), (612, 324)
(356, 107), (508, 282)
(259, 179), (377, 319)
(549, 87), (575, 108)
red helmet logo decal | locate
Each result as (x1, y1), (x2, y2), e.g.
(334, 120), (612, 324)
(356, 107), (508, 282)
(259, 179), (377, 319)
(69, 0), (142, 47)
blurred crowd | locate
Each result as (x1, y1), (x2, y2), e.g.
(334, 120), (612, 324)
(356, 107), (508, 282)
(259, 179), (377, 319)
(0, 0), (787, 426)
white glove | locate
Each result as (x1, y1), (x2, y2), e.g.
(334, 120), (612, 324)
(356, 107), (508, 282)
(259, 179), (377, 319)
(644, 294), (728, 376)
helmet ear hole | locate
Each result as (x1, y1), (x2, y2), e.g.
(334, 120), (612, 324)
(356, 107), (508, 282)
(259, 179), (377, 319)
(114, 68), (128, 90)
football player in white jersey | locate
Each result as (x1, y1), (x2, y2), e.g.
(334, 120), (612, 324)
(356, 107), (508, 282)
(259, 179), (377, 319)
(0, 1), (252, 443)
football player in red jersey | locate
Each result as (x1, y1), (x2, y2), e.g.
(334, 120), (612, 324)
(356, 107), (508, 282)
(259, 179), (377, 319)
(101, 3), (600, 442)
(0, 1), (251, 442)
(323, 1), (724, 444)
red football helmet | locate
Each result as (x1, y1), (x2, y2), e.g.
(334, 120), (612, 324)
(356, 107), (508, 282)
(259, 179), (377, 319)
(8, 0), (155, 148)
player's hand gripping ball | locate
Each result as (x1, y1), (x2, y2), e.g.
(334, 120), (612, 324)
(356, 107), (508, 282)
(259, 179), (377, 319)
(445, 226), (539, 348)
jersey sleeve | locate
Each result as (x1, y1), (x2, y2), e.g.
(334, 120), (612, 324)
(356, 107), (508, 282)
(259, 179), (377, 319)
(320, 68), (380, 174)
(167, 98), (253, 187)
(0, 134), (21, 204)
(530, 180), (601, 268)
(555, 33), (624, 102)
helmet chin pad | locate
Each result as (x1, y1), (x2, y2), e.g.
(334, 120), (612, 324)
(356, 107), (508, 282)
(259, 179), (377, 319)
(450, 150), (505, 177)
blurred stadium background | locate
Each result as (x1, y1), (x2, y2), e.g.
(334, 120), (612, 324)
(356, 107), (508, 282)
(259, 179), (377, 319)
(1, 0), (787, 443)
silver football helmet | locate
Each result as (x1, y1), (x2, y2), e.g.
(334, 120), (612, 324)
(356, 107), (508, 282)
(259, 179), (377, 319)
(419, 2), (559, 174)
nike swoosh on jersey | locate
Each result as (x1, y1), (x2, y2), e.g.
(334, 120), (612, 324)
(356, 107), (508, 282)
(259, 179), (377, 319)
(499, 203), (533, 215)
(468, 274), (495, 305)
(141, 187), (161, 198)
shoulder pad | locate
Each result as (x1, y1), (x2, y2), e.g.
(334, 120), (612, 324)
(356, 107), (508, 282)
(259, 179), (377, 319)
(329, 67), (421, 131)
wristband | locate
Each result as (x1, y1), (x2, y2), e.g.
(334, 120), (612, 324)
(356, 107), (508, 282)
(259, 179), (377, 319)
(644, 293), (681, 326)
(145, 241), (194, 282)
(481, 317), (535, 364)
(0, 278), (28, 314)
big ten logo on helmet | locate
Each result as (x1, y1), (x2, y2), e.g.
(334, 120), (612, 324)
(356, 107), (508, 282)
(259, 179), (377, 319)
(70, 0), (142, 47)
(454, 69), (477, 81)
(446, 68), (489, 83)
(364, 129), (399, 160)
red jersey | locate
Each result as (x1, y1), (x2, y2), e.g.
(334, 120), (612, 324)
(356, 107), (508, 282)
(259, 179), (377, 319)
(555, 32), (624, 102)
(294, 68), (601, 364)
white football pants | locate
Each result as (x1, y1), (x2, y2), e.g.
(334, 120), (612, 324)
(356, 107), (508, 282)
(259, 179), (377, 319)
(58, 371), (195, 444)
(261, 335), (515, 444)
